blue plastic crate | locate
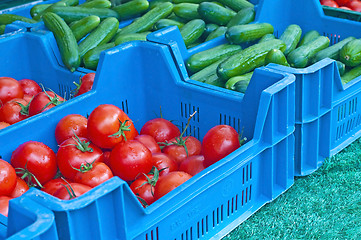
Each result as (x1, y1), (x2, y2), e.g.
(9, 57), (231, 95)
(1, 33), (295, 239)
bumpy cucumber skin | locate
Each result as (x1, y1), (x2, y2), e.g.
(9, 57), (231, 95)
(112, 0), (149, 21)
(265, 49), (289, 66)
(226, 7), (255, 28)
(180, 19), (206, 48)
(117, 2), (173, 35)
(43, 12), (80, 72)
(340, 39), (361, 67)
(153, 19), (184, 31)
(187, 44), (242, 73)
(30, 4), (52, 18)
(78, 17), (119, 59)
(217, 39), (286, 80)
(70, 15), (101, 42)
(218, 0), (254, 12)
(225, 72), (253, 91)
(114, 32), (150, 45)
(83, 42), (115, 70)
(202, 73), (225, 87)
(173, 0), (204, 3)
(198, 2), (236, 26)
(341, 64), (361, 84)
(258, 33), (276, 43)
(201, 23), (219, 40)
(50, 6), (119, 23)
(190, 58), (226, 82)
(78, 0), (112, 8)
(298, 30), (320, 47)
(173, 3), (201, 20)
(0, 14), (37, 25)
(336, 60), (345, 76)
(205, 26), (227, 42)
(225, 23), (274, 44)
(0, 25), (5, 35)
(280, 24), (302, 56)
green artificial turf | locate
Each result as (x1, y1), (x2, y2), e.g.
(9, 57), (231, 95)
(223, 138), (361, 239)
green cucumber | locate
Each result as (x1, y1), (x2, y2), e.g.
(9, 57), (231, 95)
(30, 4), (52, 19)
(149, 0), (170, 9)
(117, 2), (173, 35)
(217, 39), (286, 80)
(153, 19), (184, 31)
(198, 2), (236, 26)
(340, 38), (361, 67)
(180, 19), (205, 48)
(43, 12), (80, 72)
(70, 15), (101, 42)
(280, 24), (302, 56)
(83, 42), (115, 70)
(312, 36), (355, 64)
(186, 44), (242, 73)
(112, 0), (149, 21)
(187, 40), (203, 49)
(78, 17), (119, 59)
(341, 64), (361, 84)
(298, 30), (320, 47)
(114, 31), (150, 45)
(265, 49), (289, 66)
(32, 2), (67, 21)
(205, 26), (227, 41)
(225, 72), (253, 93)
(258, 33), (276, 43)
(203, 73), (225, 87)
(173, 3), (201, 20)
(226, 23), (274, 44)
(190, 58), (226, 82)
(0, 25), (5, 35)
(287, 36), (330, 68)
(50, 6), (119, 23)
(201, 23), (218, 40)
(0, 14), (37, 25)
(336, 60), (346, 76)
(167, 13), (188, 23)
(78, 0), (112, 8)
(173, 0), (205, 3)
(226, 7), (255, 28)
(58, 0), (79, 6)
(217, 0), (254, 12)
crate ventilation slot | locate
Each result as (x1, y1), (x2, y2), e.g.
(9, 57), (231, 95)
(181, 122), (199, 139)
(243, 162), (252, 184)
(121, 99), (129, 114)
(58, 83), (71, 99)
(180, 102), (200, 122)
(324, 33), (340, 45)
(180, 228), (193, 240)
(242, 185), (252, 206)
(145, 227), (159, 240)
(219, 114), (242, 134)
(197, 216), (209, 239)
(227, 194), (239, 217)
(336, 114), (361, 141)
(337, 98), (358, 122)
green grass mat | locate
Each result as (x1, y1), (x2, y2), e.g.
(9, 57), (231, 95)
(223, 138), (361, 239)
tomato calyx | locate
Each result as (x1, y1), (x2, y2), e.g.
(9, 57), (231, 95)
(239, 128), (247, 146)
(15, 161), (42, 188)
(72, 76), (82, 97)
(137, 167), (160, 189)
(108, 119), (131, 141)
(40, 87), (65, 112)
(16, 99), (32, 116)
(60, 178), (77, 200)
(70, 158), (98, 173)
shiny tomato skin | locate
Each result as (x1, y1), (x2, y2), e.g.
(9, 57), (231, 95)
(151, 153), (178, 177)
(179, 155), (206, 176)
(41, 178), (73, 196)
(0, 98), (29, 124)
(53, 183), (92, 200)
(140, 118), (180, 143)
(321, 0), (339, 7)
(130, 178), (155, 206)
(0, 159), (17, 196)
(0, 196), (13, 217)
(134, 134), (161, 154)
(9, 177), (29, 198)
(57, 137), (104, 181)
(87, 104), (138, 149)
(202, 125), (240, 167)
(0, 122), (10, 130)
(154, 171), (192, 200)
(339, 6), (352, 9)
(162, 136), (202, 166)
(0, 77), (24, 104)
(28, 91), (64, 116)
(18, 79), (42, 97)
(103, 151), (111, 167)
(74, 162), (113, 188)
(110, 140), (152, 181)
(10, 141), (57, 186)
(348, 0), (361, 11)
(74, 73), (95, 97)
(335, 0), (350, 6)
(55, 114), (88, 145)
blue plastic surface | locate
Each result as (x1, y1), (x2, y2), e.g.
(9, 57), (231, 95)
(1, 31), (295, 239)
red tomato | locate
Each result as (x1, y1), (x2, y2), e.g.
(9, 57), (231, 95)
(74, 73), (95, 97)
(321, 0), (339, 7)
(202, 125), (240, 167)
(103, 151), (111, 167)
(140, 118), (180, 143)
(41, 178), (73, 196)
(130, 178), (155, 206)
(179, 155), (206, 176)
(339, 6), (352, 9)
(151, 153), (178, 177)
(110, 140), (152, 181)
(162, 136), (202, 166)
(18, 79), (42, 97)
(0, 196), (13, 217)
(53, 183), (92, 200)
(74, 162), (113, 188)
(0, 122), (9, 130)
(28, 91), (64, 116)
(22, 94), (34, 103)
(348, 0), (361, 11)
(0, 159), (17, 196)
(0, 98), (29, 124)
(87, 104), (138, 149)
(335, 0), (351, 6)
(10, 141), (57, 186)
(134, 134), (161, 154)
(55, 114), (88, 145)
(9, 177), (29, 198)
(154, 171), (192, 200)
(0, 77), (24, 104)
(57, 137), (104, 180)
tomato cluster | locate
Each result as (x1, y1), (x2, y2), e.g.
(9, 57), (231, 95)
(320, 0), (361, 11)
(0, 73), (95, 130)
(0, 103), (243, 216)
